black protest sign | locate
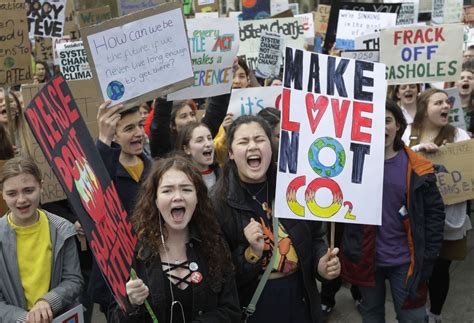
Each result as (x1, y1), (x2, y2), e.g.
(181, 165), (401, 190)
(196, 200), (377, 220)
(24, 74), (137, 312)
(26, 0), (66, 38)
(324, 1), (401, 51)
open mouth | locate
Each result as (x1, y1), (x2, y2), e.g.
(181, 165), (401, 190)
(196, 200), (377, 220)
(203, 150), (213, 158)
(247, 156), (261, 168)
(404, 93), (414, 99)
(131, 139), (143, 147)
(440, 112), (449, 119)
(17, 205), (30, 213)
(171, 207), (185, 222)
(462, 84), (470, 90)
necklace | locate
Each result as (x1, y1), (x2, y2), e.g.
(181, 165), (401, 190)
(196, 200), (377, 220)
(246, 182), (272, 218)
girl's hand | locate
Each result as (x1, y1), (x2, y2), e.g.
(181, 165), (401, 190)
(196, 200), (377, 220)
(126, 277), (149, 306)
(244, 218), (265, 256)
(26, 300), (53, 323)
(417, 143), (440, 153)
(317, 248), (340, 280)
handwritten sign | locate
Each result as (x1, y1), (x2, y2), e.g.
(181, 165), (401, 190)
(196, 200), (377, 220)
(295, 13), (315, 40)
(168, 17), (239, 100)
(275, 47), (386, 225)
(314, 5), (330, 38)
(63, 0), (80, 40)
(77, 6), (112, 28)
(335, 10), (397, 49)
(255, 31), (283, 78)
(27, 0), (66, 38)
(380, 24), (463, 84)
(58, 41), (92, 81)
(271, 0), (289, 16)
(34, 36), (53, 62)
(341, 50), (379, 62)
(432, 0), (463, 24)
(25, 75), (137, 311)
(239, 17), (305, 70)
(422, 140), (474, 205)
(82, 3), (194, 107)
(228, 86), (281, 116)
(0, 0), (33, 86)
(119, 0), (161, 15)
(194, 0), (219, 13)
(21, 78), (101, 203)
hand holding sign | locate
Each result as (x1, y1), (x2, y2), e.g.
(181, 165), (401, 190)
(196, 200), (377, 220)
(97, 101), (123, 146)
(126, 276), (149, 306)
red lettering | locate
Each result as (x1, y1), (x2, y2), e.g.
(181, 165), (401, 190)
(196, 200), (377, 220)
(434, 27), (444, 41)
(282, 88), (300, 132)
(403, 30), (413, 44)
(331, 99), (350, 138)
(33, 96), (58, 149)
(52, 76), (79, 124)
(53, 156), (73, 191)
(394, 30), (402, 46)
(305, 93), (329, 134)
(47, 83), (70, 129)
(351, 102), (373, 143)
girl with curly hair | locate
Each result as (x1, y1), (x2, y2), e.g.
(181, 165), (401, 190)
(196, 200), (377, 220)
(109, 155), (240, 322)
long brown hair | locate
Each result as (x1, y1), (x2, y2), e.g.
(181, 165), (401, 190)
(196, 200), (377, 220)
(409, 88), (456, 147)
(132, 155), (232, 281)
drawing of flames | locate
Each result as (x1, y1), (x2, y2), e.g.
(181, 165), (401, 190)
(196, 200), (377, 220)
(74, 157), (106, 223)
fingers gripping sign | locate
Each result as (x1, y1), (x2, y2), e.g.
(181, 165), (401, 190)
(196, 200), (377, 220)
(317, 247), (341, 280)
(97, 100), (124, 146)
(26, 300), (53, 323)
(244, 218), (265, 257)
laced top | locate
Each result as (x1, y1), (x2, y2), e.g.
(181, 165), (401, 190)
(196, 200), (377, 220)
(162, 260), (192, 289)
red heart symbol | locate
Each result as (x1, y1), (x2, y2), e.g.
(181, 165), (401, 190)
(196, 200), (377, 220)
(305, 93), (329, 134)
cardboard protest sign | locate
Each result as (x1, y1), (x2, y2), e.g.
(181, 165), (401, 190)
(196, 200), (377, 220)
(335, 10), (397, 49)
(118, 0), (161, 15)
(355, 32), (379, 50)
(242, 0), (270, 20)
(380, 24), (463, 85)
(445, 87), (466, 130)
(432, 0), (463, 24)
(275, 47), (386, 225)
(324, 2), (401, 51)
(341, 50), (379, 62)
(21, 78), (101, 203)
(227, 86), (281, 116)
(81, 2), (194, 107)
(77, 6), (112, 28)
(34, 36), (54, 63)
(0, 0), (33, 86)
(397, 1), (418, 25)
(239, 17), (305, 70)
(255, 31), (283, 78)
(26, 0), (67, 38)
(58, 41), (92, 81)
(422, 140), (474, 205)
(194, 0), (219, 13)
(63, 0), (80, 41)
(52, 304), (83, 323)
(24, 74), (137, 311)
(167, 17), (239, 100)
(314, 4), (330, 39)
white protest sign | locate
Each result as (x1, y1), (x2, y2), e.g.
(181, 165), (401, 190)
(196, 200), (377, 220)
(341, 50), (379, 62)
(119, 0), (162, 15)
(239, 17), (305, 70)
(168, 17), (239, 100)
(275, 47), (386, 225)
(256, 31), (283, 79)
(271, 0), (289, 16)
(58, 41), (92, 81)
(445, 87), (466, 130)
(228, 86), (282, 116)
(432, 0), (463, 24)
(81, 3), (194, 107)
(355, 32), (379, 50)
(335, 10), (397, 49)
(52, 304), (84, 323)
(53, 36), (71, 65)
(27, 0), (67, 38)
(397, 1), (419, 25)
(295, 13), (315, 40)
(380, 24), (463, 85)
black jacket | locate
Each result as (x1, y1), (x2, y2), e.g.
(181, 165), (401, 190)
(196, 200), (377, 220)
(210, 170), (328, 323)
(109, 233), (241, 323)
(150, 95), (230, 159)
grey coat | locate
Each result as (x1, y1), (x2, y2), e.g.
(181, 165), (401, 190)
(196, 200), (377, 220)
(0, 210), (83, 322)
